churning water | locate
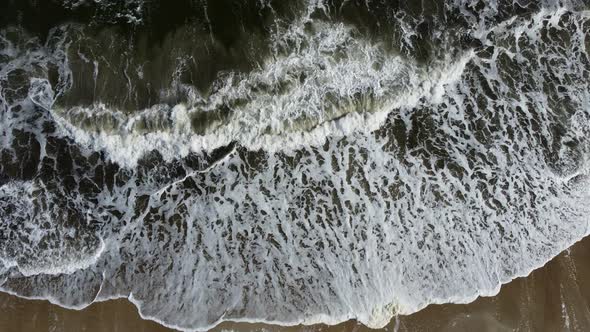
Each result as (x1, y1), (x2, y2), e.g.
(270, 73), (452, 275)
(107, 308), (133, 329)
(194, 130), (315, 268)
(1, 0), (590, 330)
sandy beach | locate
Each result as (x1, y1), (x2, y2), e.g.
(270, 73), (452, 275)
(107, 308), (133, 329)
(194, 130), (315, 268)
(2, 236), (589, 332)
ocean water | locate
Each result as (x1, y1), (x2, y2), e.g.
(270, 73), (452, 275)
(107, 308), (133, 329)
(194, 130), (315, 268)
(1, 0), (590, 330)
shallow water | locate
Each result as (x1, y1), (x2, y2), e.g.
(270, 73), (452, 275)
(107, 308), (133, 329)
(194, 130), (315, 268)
(2, 236), (590, 331)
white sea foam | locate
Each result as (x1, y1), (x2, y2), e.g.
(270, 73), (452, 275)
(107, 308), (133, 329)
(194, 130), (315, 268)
(0, 181), (106, 277)
(50, 21), (476, 167)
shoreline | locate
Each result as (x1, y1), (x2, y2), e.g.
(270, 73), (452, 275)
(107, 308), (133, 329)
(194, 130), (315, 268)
(2, 235), (590, 332)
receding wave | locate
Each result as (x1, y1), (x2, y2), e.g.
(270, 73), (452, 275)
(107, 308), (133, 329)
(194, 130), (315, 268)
(1, 0), (590, 330)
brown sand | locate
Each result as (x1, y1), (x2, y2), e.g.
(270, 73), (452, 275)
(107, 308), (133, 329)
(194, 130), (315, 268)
(2, 236), (590, 332)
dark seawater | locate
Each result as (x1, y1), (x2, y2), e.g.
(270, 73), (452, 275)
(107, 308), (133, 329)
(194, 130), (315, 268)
(1, 0), (590, 330)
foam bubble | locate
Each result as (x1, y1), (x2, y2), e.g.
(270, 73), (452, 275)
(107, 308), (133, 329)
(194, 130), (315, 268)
(0, 181), (105, 277)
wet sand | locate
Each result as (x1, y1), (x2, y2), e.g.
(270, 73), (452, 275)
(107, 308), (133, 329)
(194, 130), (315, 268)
(2, 237), (590, 332)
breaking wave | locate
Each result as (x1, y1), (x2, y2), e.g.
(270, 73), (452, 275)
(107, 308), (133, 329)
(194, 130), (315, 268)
(1, 0), (590, 330)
